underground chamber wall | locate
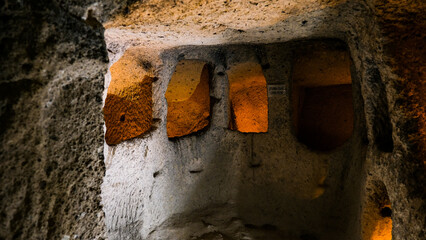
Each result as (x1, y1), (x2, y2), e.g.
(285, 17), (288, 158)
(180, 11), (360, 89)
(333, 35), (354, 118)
(102, 40), (367, 240)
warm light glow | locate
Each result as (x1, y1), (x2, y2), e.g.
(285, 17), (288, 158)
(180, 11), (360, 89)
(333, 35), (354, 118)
(166, 60), (210, 138)
(227, 62), (268, 133)
(371, 217), (392, 240)
(165, 60), (205, 102)
(104, 48), (154, 145)
(362, 181), (393, 240)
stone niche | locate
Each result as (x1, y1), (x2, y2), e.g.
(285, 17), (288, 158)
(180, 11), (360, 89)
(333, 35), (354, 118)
(227, 61), (268, 133)
(166, 60), (211, 138)
(292, 41), (354, 151)
(103, 48), (154, 145)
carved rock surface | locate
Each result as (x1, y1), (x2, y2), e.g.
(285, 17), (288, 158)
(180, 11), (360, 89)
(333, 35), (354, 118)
(104, 48), (153, 145)
(227, 62), (268, 133)
(166, 60), (210, 138)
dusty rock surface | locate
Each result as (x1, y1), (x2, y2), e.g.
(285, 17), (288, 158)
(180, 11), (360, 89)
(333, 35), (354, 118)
(0, 0), (113, 239)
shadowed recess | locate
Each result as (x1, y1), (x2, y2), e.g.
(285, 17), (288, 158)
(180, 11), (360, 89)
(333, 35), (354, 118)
(292, 41), (353, 151)
(166, 60), (210, 138)
(365, 64), (394, 153)
(104, 48), (154, 145)
(227, 61), (268, 133)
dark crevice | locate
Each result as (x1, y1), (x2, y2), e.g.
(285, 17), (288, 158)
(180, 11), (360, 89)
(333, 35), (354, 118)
(365, 64), (394, 153)
(380, 206), (392, 218)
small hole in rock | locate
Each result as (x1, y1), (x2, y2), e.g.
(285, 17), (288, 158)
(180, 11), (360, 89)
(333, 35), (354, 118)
(123, 6), (129, 14)
(380, 207), (392, 218)
(261, 63), (270, 69)
(300, 233), (318, 240)
(249, 163), (261, 168)
(120, 114), (125, 122)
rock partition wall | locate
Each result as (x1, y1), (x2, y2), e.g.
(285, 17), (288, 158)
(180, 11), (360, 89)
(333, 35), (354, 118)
(0, 0), (116, 239)
(370, 0), (426, 163)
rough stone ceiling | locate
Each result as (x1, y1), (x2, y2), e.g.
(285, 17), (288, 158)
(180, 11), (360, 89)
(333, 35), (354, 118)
(104, 0), (349, 48)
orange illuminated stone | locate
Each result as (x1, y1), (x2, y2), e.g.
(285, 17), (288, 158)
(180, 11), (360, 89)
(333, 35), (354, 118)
(370, 214), (392, 240)
(227, 62), (268, 133)
(363, 204), (393, 240)
(104, 48), (154, 145)
(166, 60), (210, 138)
(362, 181), (392, 240)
